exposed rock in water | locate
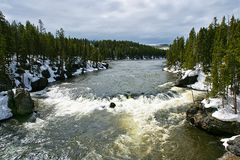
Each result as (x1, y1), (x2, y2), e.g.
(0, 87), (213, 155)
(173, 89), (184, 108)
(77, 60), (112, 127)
(41, 69), (51, 78)
(31, 77), (48, 92)
(13, 88), (34, 115)
(175, 75), (198, 87)
(102, 63), (109, 69)
(218, 152), (240, 160)
(186, 104), (240, 135)
(109, 102), (116, 108)
(0, 74), (14, 92)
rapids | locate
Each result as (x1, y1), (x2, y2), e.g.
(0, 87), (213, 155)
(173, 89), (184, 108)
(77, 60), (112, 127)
(0, 60), (224, 160)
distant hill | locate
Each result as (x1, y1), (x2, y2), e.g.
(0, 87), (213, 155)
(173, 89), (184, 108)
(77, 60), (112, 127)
(148, 44), (169, 50)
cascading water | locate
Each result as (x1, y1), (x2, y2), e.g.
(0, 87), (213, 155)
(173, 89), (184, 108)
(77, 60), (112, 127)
(0, 60), (224, 160)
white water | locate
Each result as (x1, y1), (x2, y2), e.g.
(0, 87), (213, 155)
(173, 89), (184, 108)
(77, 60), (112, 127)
(0, 60), (224, 159)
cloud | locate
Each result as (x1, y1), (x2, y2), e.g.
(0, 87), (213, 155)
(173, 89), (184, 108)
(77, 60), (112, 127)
(1, 0), (240, 43)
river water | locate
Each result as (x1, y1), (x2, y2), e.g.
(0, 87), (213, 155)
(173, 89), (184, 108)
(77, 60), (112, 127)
(0, 60), (225, 160)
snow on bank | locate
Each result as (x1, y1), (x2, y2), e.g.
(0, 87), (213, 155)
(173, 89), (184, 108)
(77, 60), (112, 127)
(212, 108), (240, 122)
(201, 94), (240, 123)
(201, 98), (222, 109)
(8, 56), (107, 92)
(187, 70), (209, 91)
(221, 135), (240, 149)
(164, 64), (209, 91)
(0, 92), (12, 120)
(163, 65), (182, 74)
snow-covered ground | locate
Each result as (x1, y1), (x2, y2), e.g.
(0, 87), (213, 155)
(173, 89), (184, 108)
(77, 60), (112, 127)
(164, 64), (210, 91)
(8, 56), (107, 92)
(0, 92), (12, 120)
(163, 65), (182, 74)
(202, 94), (240, 122)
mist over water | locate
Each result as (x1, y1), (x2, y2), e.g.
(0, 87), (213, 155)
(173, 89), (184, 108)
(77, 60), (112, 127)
(0, 60), (224, 159)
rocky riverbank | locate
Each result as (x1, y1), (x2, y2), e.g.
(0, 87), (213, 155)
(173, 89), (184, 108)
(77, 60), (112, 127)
(0, 57), (109, 121)
(164, 64), (240, 159)
(0, 88), (35, 121)
(186, 103), (240, 136)
(186, 102), (240, 159)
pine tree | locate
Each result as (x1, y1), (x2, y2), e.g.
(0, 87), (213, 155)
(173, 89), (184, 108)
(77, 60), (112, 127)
(184, 28), (196, 69)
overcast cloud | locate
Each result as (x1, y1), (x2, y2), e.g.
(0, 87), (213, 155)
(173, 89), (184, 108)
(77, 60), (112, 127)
(1, 0), (240, 44)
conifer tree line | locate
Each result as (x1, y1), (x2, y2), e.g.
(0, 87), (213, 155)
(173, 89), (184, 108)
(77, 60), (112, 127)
(167, 16), (240, 112)
(0, 11), (165, 74)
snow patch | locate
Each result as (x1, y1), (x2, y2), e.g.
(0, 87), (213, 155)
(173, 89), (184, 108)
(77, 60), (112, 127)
(202, 93), (240, 123)
(201, 98), (221, 109)
(212, 108), (240, 122)
(164, 64), (210, 91)
(221, 135), (240, 149)
(0, 92), (13, 120)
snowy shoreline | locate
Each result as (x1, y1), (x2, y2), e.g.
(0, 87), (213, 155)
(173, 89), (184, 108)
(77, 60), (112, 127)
(0, 57), (109, 121)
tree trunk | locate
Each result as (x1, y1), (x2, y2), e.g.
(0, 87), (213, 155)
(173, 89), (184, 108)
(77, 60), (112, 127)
(233, 89), (237, 114)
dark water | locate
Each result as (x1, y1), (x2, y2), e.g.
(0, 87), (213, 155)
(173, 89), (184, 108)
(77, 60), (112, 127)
(0, 60), (225, 160)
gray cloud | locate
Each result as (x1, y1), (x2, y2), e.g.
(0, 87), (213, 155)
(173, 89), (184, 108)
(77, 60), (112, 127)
(1, 0), (240, 43)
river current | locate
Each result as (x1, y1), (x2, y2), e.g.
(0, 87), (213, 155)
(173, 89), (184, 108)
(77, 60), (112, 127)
(0, 60), (224, 160)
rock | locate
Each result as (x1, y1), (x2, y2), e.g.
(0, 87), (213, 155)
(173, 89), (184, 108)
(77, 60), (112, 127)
(33, 61), (42, 66)
(227, 137), (240, 156)
(218, 152), (240, 160)
(175, 75), (198, 87)
(0, 74), (13, 92)
(70, 64), (81, 73)
(13, 88), (34, 115)
(15, 68), (25, 74)
(54, 75), (65, 81)
(41, 69), (51, 78)
(109, 102), (116, 108)
(7, 90), (15, 113)
(102, 63), (109, 69)
(65, 70), (73, 78)
(27, 112), (39, 123)
(186, 104), (240, 135)
(31, 77), (48, 92)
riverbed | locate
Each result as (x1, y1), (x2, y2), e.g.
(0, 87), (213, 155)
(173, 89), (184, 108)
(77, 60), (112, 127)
(0, 60), (225, 159)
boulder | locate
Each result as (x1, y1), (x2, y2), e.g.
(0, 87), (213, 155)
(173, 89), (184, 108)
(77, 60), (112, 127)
(41, 69), (51, 78)
(227, 137), (240, 156)
(31, 77), (48, 92)
(109, 102), (116, 108)
(0, 74), (13, 92)
(13, 88), (34, 115)
(186, 104), (240, 135)
(175, 75), (198, 87)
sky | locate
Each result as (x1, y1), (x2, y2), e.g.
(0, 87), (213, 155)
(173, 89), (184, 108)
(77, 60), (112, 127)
(1, 0), (240, 44)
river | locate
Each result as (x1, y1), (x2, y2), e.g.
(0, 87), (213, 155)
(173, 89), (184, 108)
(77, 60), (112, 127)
(0, 60), (225, 160)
